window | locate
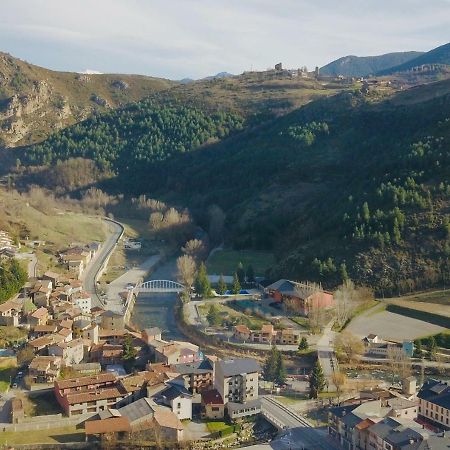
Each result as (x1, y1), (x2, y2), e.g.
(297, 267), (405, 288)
(177, 402), (181, 409)
(212, 407), (219, 411)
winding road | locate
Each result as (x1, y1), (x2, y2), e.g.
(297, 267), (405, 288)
(81, 218), (124, 308)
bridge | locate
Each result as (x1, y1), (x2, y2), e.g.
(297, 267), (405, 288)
(135, 279), (185, 294)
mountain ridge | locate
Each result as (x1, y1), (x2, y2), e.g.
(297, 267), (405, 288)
(320, 51), (423, 77)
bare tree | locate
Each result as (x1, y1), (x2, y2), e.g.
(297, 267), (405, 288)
(332, 371), (347, 402)
(387, 346), (412, 384)
(182, 239), (207, 261)
(335, 331), (364, 362)
(177, 255), (197, 301)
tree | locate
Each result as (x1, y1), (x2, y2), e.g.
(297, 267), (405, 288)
(17, 347), (35, 367)
(298, 336), (309, 351)
(334, 279), (359, 328)
(123, 334), (137, 373)
(182, 239), (207, 261)
(335, 331), (364, 362)
(309, 360), (326, 399)
(246, 265), (255, 283)
(263, 346), (285, 384)
(217, 274), (227, 295)
(194, 262), (212, 298)
(206, 304), (222, 326)
(236, 262), (245, 284)
(428, 336), (437, 361)
(414, 340), (423, 358)
(331, 371), (347, 402)
(232, 272), (241, 295)
(275, 350), (286, 384)
(176, 255), (197, 301)
(263, 346), (278, 383)
(340, 263), (349, 283)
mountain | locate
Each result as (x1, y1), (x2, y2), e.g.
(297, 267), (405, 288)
(377, 42), (450, 75)
(18, 76), (450, 294)
(0, 52), (173, 146)
(202, 72), (235, 81)
(320, 51), (423, 77)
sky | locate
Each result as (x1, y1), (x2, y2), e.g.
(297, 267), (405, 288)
(1, 0), (449, 80)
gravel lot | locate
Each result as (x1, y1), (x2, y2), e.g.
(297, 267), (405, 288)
(346, 305), (446, 341)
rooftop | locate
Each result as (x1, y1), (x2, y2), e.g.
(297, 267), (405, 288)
(217, 358), (261, 377)
(55, 372), (116, 390)
(85, 416), (131, 435)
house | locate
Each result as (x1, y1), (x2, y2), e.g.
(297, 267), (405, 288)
(115, 397), (156, 428)
(142, 327), (162, 344)
(71, 291), (91, 314)
(233, 324), (301, 345)
(251, 324), (276, 344)
(215, 358), (261, 419)
(418, 379), (450, 430)
(202, 389), (225, 419)
(157, 383), (193, 420)
(48, 338), (84, 366)
(72, 362), (101, 375)
(329, 399), (423, 450)
(28, 333), (65, 353)
(265, 279), (334, 316)
(29, 355), (62, 383)
(149, 340), (200, 365)
(172, 358), (215, 394)
(0, 300), (22, 326)
(54, 373), (124, 416)
(152, 407), (184, 443)
(27, 307), (49, 327)
(85, 416), (131, 441)
(73, 319), (99, 343)
(31, 324), (58, 338)
(101, 310), (125, 332)
(67, 260), (84, 279)
(234, 325), (251, 341)
(42, 271), (63, 286)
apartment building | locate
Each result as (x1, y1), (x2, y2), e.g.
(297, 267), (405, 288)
(54, 373), (122, 416)
(418, 379), (450, 429)
(214, 358), (261, 419)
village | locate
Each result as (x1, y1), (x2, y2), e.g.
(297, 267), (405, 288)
(0, 223), (449, 450)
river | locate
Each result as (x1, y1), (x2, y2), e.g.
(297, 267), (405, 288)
(131, 258), (186, 341)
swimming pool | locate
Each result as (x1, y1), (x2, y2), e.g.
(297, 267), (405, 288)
(0, 349), (15, 357)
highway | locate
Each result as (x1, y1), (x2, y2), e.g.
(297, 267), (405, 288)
(82, 219), (124, 309)
(260, 397), (340, 450)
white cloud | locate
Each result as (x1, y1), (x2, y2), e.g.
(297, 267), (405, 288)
(0, 0), (448, 79)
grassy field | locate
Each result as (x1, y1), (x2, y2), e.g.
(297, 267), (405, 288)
(0, 425), (84, 445)
(207, 421), (230, 432)
(386, 297), (450, 319)
(0, 359), (16, 392)
(206, 249), (275, 276)
(197, 302), (270, 329)
(387, 289), (450, 306)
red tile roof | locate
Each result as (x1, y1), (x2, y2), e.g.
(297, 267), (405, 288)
(85, 417), (131, 435)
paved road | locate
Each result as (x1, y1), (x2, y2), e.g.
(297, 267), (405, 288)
(15, 252), (37, 277)
(316, 321), (338, 389)
(106, 254), (161, 313)
(260, 397), (340, 450)
(82, 219), (123, 308)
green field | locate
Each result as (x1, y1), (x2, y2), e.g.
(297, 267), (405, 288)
(207, 421), (230, 432)
(0, 426), (84, 445)
(0, 366), (15, 392)
(206, 249), (275, 276)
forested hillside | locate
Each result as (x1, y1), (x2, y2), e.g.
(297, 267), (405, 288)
(23, 98), (244, 172)
(19, 75), (450, 294)
(117, 80), (450, 294)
